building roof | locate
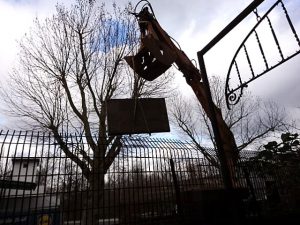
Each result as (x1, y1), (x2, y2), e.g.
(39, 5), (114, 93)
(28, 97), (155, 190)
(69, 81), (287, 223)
(0, 179), (37, 190)
(11, 157), (40, 163)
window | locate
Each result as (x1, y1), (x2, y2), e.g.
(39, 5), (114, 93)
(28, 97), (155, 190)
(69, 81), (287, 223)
(23, 163), (28, 168)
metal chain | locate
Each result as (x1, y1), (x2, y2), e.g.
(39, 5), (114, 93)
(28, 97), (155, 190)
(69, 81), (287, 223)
(131, 58), (151, 135)
(253, 8), (261, 22)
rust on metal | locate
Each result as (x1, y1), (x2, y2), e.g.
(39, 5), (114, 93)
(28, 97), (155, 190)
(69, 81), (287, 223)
(124, 36), (176, 81)
(125, 6), (238, 188)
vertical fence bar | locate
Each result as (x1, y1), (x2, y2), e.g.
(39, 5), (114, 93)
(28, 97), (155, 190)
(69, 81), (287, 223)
(170, 158), (182, 216)
(1, 131), (300, 224)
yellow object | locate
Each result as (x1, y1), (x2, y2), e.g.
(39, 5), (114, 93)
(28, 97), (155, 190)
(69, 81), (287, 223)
(37, 214), (52, 225)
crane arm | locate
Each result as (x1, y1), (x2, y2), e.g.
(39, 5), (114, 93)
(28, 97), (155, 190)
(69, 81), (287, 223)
(125, 7), (239, 186)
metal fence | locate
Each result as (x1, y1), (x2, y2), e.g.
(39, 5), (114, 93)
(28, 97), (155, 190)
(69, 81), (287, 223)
(0, 131), (299, 225)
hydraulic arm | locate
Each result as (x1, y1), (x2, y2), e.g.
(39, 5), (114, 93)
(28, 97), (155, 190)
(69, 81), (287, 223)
(125, 7), (239, 187)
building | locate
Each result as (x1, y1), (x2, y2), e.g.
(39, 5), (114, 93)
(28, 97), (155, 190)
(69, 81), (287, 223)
(0, 157), (60, 225)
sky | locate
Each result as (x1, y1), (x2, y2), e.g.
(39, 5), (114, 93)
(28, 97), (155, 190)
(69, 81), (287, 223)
(0, 0), (299, 131)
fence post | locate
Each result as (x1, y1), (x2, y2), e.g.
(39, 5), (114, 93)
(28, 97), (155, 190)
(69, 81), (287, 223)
(169, 158), (182, 216)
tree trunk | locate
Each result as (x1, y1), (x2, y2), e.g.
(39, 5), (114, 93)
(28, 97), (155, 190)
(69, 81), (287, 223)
(81, 169), (105, 225)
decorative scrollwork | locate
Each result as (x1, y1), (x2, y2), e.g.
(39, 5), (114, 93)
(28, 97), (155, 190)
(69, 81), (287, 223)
(226, 86), (244, 107)
(225, 0), (300, 109)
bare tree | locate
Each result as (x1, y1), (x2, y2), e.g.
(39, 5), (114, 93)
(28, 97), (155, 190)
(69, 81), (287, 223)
(0, 1), (173, 224)
(170, 76), (289, 166)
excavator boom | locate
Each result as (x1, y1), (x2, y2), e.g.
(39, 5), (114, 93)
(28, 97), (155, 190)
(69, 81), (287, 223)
(125, 7), (239, 187)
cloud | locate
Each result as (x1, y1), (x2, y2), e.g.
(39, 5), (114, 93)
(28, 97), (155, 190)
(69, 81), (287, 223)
(0, 0), (299, 128)
(168, 0), (300, 100)
(224, 0), (300, 105)
(0, 1), (33, 76)
(150, 0), (252, 35)
(0, 0), (63, 78)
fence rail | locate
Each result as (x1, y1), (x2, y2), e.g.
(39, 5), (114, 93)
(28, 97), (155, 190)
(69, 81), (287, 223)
(0, 130), (299, 225)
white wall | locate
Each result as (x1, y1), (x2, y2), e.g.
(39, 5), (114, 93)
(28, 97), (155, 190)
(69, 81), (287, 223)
(5, 159), (45, 196)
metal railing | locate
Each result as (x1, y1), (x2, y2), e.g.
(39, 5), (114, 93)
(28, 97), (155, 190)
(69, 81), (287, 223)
(225, 0), (300, 108)
(0, 130), (299, 224)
